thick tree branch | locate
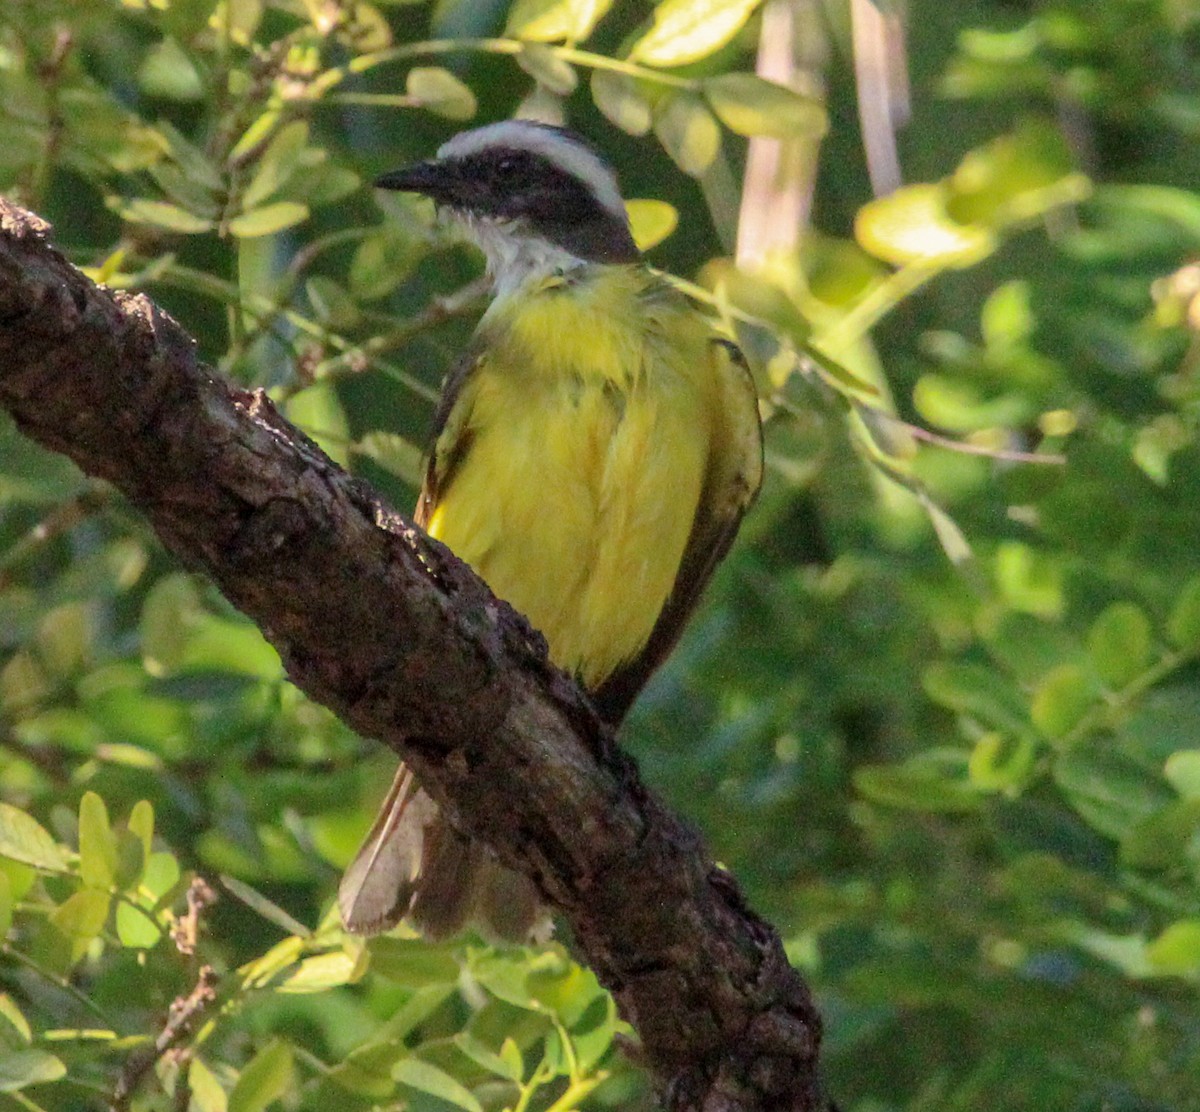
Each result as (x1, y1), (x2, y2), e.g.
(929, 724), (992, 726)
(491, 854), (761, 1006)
(0, 199), (827, 1112)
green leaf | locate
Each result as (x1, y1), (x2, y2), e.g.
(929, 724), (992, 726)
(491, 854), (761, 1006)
(366, 937), (461, 987)
(922, 661), (1029, 735)
(854, 756), (984, 813)
(653, 93), (721, 177)
(0, 873), (11, 942)
(0, 1049), (66, 1092)
(856, 183), (995, 268)
(1165, 749), (1200, 799)
(241, 121), (312, 210)
(406, 67), (477, 121)
(348, 229), (424, 301)
(1087, 602), (1153, 688)
(118, 198), (215, 234)
(967, 732), (1036, 792)
(704, 74), (827, 139)
(1030, 664), (1099, 741)
(228, 1040), (294, 1112)
(116, 899), (163, 949)
(187, 1057), (229, 1112)
(626, 198), (678, 250)
(277, 950), (362, 993)
(630, 0), (764, 67)
(1145, 920), (1200, 974)
(393, 1057), (483, 1112)
(453, 1032), (523, 1081)
(128, 800), (154, 862)
(505, 0), (613, 41)
(1167, 575), (1200, 649)
(1053, 748), (1172, 840)
(0, 996), (31, 1047)
(50, 888), (111, 963)
(228, 201), (310, 238)
(515, 44), (578, 95)
(590, 70), (652, 136)
(1119, 799), (1200, 869)
(78, 791), (117, 890)
(220, 875), (310, 937)
(0, 804), (69, 872)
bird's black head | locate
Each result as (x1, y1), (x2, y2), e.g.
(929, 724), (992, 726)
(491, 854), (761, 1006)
(376, 121), (640, 266)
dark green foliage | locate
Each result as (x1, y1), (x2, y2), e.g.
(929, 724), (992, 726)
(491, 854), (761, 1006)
(1, 0), (1199, 1109)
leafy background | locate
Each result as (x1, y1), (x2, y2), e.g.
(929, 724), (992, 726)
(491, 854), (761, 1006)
(1, 0), (1200, 1109)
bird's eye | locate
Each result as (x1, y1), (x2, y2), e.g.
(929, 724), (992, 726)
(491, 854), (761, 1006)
(495, 157), (518, 176)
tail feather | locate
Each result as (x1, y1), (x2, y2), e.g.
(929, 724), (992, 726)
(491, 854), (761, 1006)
(339, 762), (550, 943)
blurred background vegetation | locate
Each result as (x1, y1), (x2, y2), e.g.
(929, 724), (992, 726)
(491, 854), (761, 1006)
(2, 0), (1200, 1109)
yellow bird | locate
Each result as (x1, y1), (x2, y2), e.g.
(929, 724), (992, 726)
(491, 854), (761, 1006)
(339, 121), (763, 940)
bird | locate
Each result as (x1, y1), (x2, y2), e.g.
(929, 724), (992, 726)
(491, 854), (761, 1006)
(338, 119), (764, 941)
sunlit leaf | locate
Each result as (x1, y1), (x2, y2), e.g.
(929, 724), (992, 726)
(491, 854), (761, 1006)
(626, 198), (678, 250)
(590, 71), (652, 135)
(0, 804), (69, 872)
(506, 0), (613, 42)
(856, 183), (994, 268)
(653, 93), (720, 177)
(118, 199), (215, 234)
(0, 1049), (66, 1092)
(704, 73), (827, 139)
(78, 791), (117, 890)
(228, 201), (310, 238)
(630, 0), (764, 67)
(406, 67), (477, 121)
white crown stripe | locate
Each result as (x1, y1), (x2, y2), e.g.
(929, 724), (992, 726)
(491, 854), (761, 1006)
(437, 121), (627, 220)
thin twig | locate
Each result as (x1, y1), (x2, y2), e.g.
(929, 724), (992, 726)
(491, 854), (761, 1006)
(109, 965), (219, 1112)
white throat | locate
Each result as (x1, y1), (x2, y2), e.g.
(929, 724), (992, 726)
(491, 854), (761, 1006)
(452, 214), (586, 301)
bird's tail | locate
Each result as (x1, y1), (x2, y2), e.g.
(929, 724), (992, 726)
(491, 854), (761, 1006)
(338, 763), (548, 942)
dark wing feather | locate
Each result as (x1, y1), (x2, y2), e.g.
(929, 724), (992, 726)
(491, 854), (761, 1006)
(414, 340), (487, 528)
(592, 338), (764, 725)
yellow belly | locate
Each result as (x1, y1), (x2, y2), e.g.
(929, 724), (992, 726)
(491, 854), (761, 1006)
(425, 273), (712, 688)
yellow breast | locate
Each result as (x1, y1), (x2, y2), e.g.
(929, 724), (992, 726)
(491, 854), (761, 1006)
(425, 268), (716, 688)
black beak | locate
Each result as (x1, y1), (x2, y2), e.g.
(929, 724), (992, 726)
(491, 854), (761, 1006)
(374, 160), (458, 205)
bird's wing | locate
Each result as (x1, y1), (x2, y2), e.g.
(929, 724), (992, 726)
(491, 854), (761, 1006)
(414, 341), (487, 529)
(592, 337), (764, 725)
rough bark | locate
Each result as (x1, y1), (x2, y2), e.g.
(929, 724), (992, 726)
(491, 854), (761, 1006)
(0, 198), (828, 1112)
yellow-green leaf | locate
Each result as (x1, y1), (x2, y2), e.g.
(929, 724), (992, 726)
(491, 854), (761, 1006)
(228, 1040), (293, 1112)
(630, 0), (764, 67)
(0, 1049), (66, 1092)
(1145, 920), (1200, 974)
(118, 199), (214, 234)
(654, 93), (720, 177)
(590, 70), (652, 135)
(1165, 750), (1200, 799)
(188, 1057), (229, 1112)
(50, 888), (111, 963)
(1030, 663), (1097, 741)
(406, 67), (477, 121)
(78, 791), (117, 890)
(704, 73), (827, 139)
(228, 201), (309, 238)
(626, 198), (678, 250)
(1087, 602), (1153, 689)
(506, 0), (613, 42)
(516, 44), (578, 94)
(855, 183), (995, 268)
(0, 804), (69, 872)
(1168, 575), (1200, 649)
(393, 1057), (483, 1112)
